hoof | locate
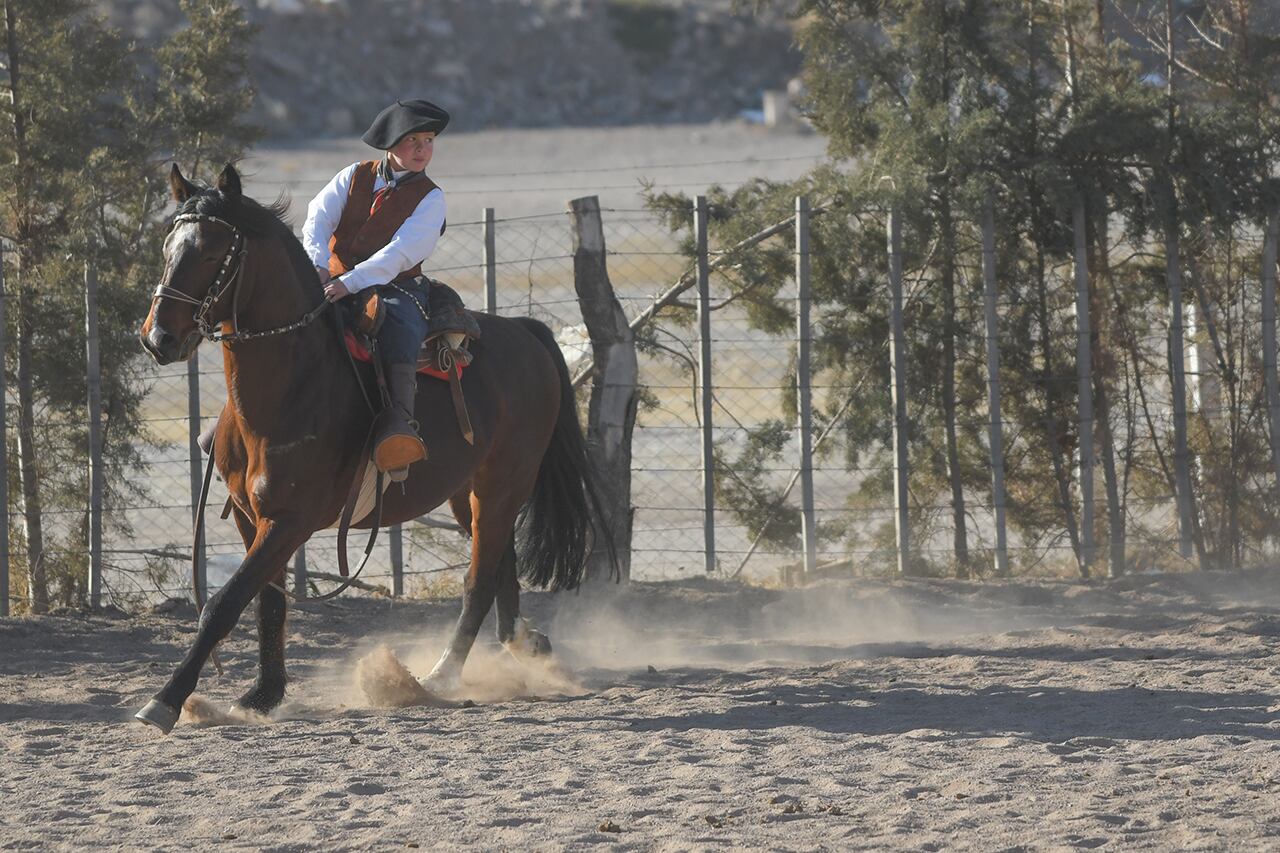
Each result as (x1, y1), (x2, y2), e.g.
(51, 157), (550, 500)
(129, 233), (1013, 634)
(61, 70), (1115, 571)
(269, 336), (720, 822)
(235, 685), (285, 715)
(134, 699), (180, 734)
(419, 663), (461, 696)
(525, 629), (552, 657)
(508, 619), (552, 659)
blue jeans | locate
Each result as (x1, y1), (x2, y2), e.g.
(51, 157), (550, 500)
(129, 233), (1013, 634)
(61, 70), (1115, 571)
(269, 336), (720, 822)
(376, 279), (431, 365)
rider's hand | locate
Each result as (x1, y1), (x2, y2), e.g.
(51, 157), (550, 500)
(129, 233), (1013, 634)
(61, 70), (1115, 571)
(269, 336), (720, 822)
(315, 265), (332, 285)
(324, 278), (352, 302)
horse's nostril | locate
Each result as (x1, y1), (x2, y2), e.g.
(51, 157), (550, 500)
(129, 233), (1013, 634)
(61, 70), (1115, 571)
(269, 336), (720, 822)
(149, 327), (178, 353)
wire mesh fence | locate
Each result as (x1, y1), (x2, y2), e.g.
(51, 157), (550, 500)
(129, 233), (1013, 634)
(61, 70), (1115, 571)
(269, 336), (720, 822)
(80, 204), (824, 604)
(5, 190), (1280, 613)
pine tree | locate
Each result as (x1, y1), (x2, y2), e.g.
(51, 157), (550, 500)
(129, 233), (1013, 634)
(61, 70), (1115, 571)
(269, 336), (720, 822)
(647, 0), (1279, 576)
(0, 0), (257, 611)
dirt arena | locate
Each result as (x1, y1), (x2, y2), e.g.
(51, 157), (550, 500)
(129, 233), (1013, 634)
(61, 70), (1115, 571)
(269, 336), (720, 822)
(4, 571), (1280, 850)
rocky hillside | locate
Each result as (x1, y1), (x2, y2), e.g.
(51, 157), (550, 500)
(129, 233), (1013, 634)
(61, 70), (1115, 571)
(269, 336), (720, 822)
(97, 0), (801, 137)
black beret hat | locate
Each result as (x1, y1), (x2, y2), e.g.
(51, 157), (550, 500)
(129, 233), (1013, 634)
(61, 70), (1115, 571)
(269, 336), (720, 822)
(362, 99), (450, 149)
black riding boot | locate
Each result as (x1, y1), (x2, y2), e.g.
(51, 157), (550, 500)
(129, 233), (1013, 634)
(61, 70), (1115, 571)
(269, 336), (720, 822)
(374, 363), (426, 479)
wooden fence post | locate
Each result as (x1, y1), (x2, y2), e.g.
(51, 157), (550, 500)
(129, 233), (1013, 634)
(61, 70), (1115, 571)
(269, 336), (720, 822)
(85, 256), (103, 608)
(695, 195), (716, 574)
(483, 208), (497, 314)
(887, 204), (912, 575)
(569, 195), (637, 582)
(1072, 193), (1095, 575)
(981, 193), (1010, 577)
(795, 197), (817, 576)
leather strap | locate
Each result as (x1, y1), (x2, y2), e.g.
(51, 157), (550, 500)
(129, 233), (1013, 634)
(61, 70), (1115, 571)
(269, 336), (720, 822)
(191, 444), (223, 676)
(448, 363), (474, 445)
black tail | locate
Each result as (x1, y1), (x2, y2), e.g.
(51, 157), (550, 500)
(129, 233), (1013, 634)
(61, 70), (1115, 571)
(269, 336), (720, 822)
(512, 317), (617, 590)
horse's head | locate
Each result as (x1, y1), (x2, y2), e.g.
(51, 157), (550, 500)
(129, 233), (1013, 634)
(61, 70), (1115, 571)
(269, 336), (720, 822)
(140, 163), (247, 364)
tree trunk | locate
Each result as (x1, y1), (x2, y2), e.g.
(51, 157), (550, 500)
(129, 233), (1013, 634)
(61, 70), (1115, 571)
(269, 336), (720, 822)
(1026, 0), (1081, 568)
(14, 261), (45, 612)
(1090, 205), (1125, 577)
(568, 196), (637, 582)
(1034, 246), (1082, 567)
(939, 190), (969, 576)
(1109, 276), (1209, 562)
(4, 2), (45, 612)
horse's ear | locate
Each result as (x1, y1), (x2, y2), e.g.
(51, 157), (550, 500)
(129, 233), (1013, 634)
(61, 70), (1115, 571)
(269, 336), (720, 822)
(216, 163), (242, 200)
(169, 164), (198, 203)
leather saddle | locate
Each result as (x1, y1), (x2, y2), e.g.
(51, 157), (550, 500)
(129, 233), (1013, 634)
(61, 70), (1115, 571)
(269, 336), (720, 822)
(346, 276), (481, 377)
(343, 277), (481, 445)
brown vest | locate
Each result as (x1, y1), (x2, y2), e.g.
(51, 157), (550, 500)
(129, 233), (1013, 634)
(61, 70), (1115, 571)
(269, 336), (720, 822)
(328, 160), (440, 281)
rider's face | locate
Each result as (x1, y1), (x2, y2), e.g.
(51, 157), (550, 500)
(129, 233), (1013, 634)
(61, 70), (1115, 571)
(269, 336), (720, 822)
(387, 132), (435, 172)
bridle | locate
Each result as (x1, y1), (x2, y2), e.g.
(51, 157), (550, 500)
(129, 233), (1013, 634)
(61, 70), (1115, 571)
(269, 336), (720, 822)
(152, 213), (328, 343)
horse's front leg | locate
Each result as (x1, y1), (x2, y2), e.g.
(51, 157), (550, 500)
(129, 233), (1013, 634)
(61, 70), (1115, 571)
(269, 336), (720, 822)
(135, 517), (309, 733)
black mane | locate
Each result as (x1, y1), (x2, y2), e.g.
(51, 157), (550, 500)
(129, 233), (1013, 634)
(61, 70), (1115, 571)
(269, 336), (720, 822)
(175, 186), (318, 288)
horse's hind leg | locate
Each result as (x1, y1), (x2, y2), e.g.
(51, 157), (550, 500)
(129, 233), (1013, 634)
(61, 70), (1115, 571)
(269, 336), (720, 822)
(495, 542), (518, 644)
(495, 541), (552, 659)
(236, 569), (288, 713)
(455, 489), (547, 657)
(448, 489), (472, 534)
(135, 518), (309, 733)
(421, 492), (519, 693)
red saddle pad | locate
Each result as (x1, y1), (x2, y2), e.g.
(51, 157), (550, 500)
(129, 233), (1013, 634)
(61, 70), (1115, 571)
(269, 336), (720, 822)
(343, 330), (463, 382)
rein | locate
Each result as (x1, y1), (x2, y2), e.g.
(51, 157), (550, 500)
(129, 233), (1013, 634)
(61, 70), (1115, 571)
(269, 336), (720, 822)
(153, 213), (329, 343)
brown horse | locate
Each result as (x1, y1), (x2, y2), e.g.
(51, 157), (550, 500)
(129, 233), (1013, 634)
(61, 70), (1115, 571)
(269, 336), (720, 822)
(135, 163), (609, 733)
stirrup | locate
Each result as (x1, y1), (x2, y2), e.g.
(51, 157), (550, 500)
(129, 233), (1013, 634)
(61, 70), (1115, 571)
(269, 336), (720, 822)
(374, 432), (426, 474)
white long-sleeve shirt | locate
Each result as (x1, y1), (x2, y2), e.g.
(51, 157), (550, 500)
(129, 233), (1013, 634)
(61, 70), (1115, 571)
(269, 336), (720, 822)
(301, 162), (447, 294)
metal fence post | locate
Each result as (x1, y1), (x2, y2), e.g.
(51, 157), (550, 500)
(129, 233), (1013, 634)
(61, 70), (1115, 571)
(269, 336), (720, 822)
(981, 193), (1010, 577)
(0, 244), (8, 617)
(293, 544), (307, 599)
(187, 348), (206, 602)
(1072, 193), (1095, 573)
(1263, 210), (1280, 497)
(887, 204), (912, 575)
(795, 197), (817, 576)
(85, 256), (103, 609)
(695, 195), (716, 574)
(390, 523), (403, 597)
(483, 208), (497, 314)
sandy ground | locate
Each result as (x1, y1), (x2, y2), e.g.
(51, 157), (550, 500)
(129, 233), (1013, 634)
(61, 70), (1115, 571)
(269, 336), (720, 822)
(4, 571), (1280, 850)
